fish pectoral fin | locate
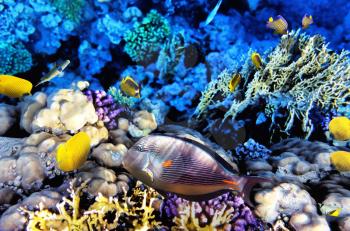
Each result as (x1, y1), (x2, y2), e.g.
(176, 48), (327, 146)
(143, 168), (154, 182)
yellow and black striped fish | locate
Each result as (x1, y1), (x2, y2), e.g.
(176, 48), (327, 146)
(266, 15), (288, 35)
(120, 76), (141, 98)
(302, 14), (313, 29)
(229, 73), (241, 92)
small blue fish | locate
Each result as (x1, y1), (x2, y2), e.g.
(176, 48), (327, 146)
(205, 0), (223, 25)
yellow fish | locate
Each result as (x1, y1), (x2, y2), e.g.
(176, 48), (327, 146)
(319, 203), (342, 217)
(330, 151), (350, 172)
(328, 117), (350, 141)
(229, 73), (241, 92)
(56, 132), (91, 172)
(120, 76), (141, 98)
(251, 52), (263, 69)
(0, 75), (32, 98)
(302, 14), (313, 29)
(266, 15), (288, 35)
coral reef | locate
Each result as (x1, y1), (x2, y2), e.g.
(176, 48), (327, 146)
(0, 104), (16, 135)
(195, 30), (350, 139)
(162, 192), (264, 231)
(124, 10), (171, 63)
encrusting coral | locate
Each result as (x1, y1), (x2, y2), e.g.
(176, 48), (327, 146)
(194, 30), (350, 139)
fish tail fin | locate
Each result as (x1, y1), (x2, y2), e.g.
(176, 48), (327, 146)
(239, 176), (271, 207)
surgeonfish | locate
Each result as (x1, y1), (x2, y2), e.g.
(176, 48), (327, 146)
(35, 60), (70, 87)
(123, 126), (270, 205)
(229, 73), (241, 92)
(120, 76), (141, 98)
(266, 15), (288, 35)
(0, 75), (32, 98)
(302, 14), (313, 29)
(205, 0), (223, 25)
(251, 52), (263, 69)
(56, 132), (91, 172)
(319, 203), (342, 217)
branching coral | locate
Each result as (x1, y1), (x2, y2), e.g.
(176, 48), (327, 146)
(124, 10), (171, 63)
(21, 181), (163, 230)
(162, 192), (264, 231)
(195, 30), (350, 138)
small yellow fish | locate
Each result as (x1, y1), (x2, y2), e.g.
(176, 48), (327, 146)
(319, 203), (342, 217)
(35, 60), (70, 87)
(328, 117), (350, 141)
(0, 75), (32, 98)
(120, 76), (141, 98)
(330, 151), (350, 172)
(229, 73), (241, 92)
(56, 132), (91, 172)
(251, 52), (263, 69)
(302, 14), (313, 29)
(266, 15), (288, 35)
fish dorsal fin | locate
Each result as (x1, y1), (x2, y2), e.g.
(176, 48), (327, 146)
(155, 125), (238, 173)
(153, 131), (238, 174)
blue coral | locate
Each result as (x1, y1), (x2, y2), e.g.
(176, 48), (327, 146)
(124, 10), (171, 62)
(0, 41), (32, 75)
(235, 138), (271, 160)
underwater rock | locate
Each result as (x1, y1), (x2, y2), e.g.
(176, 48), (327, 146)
(76, 162), (131, 197)
(318, 174), (350, 218)
(339, 217), (350, 231)
(254, 183), (320, 225)
(109, 128), (134, 148)
(91, 143), (127, 168)
(19, 92), (47, 133)
(80, 123), (108, 147)
(0, 190), (61, 231)
(128, 110), (158, 138)
(0, 104), (17, 135)
(289, 204), (330, 231)
(246, 138), (338, 183)
(26, 89), (98, 134)
(0, 137), (24, 159)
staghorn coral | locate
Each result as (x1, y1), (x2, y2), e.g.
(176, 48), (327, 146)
(195, 30), (350, 138)
(21, 180), (163, 230)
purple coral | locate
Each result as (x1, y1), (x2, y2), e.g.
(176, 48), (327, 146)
(83, 89), (125, 129)
(161, 192), (264, 231)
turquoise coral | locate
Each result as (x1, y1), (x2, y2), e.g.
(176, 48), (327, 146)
(124, 10), (171, 63)
(0, 41), (32, 75)
(51, 0), (85, 23)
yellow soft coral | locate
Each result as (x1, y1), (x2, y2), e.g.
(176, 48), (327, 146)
(329, 117), (350, 141)
(330, 151), (350, 172)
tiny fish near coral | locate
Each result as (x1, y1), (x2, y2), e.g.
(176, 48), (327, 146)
(266, 15), (288, 34)
(302, 14), (314, 29)
(120, 76), (141, 98)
